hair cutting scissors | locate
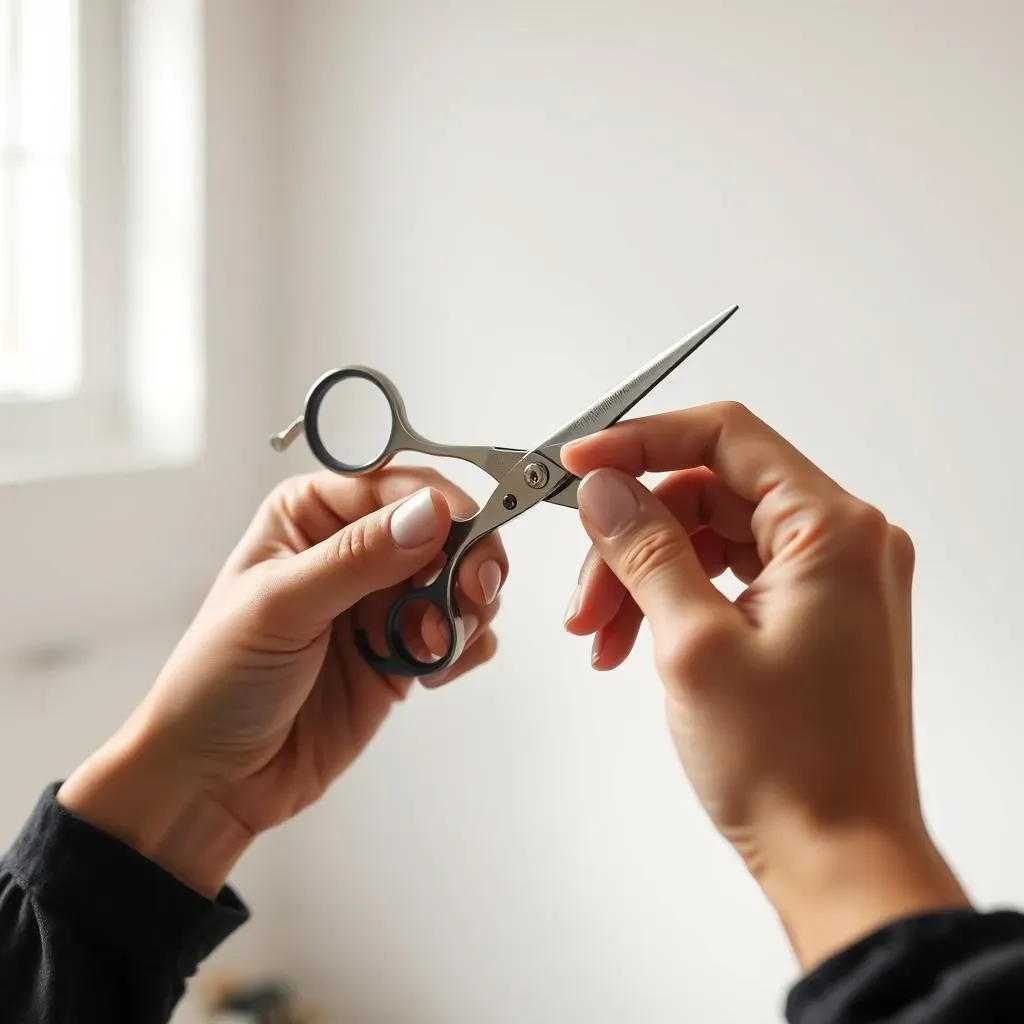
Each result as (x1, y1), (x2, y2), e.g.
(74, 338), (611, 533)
(270, 305), (738, 678)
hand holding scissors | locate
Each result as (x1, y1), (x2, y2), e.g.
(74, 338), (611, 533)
(271, 306), (738, 678)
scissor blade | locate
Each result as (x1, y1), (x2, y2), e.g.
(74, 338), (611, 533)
(479, 447), (530, 482)
(536, 305), (738, 454)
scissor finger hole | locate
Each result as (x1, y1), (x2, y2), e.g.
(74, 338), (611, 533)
(310, 371), (395, 472)
(376, 596), (453, 663)
(354, 587), (435, 661)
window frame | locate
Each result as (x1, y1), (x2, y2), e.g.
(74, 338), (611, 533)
(0, 0), (205, 483)
(0, 0), (279, 661)
(0, 0), (128, 461)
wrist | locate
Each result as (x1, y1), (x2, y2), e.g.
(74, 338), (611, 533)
(58, 722), (252, 899)
(754, 819), (971, 972)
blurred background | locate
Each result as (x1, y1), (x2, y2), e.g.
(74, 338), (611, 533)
(1, 2), (1022, 1021)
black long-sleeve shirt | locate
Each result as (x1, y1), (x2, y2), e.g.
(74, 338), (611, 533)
(2, 785), (1024, 1022)
(0, 785), (247, 1022)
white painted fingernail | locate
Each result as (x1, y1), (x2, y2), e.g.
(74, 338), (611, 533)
(479, 561), (502, 604)
(461, 614), (479, 640)
(563, 586), (581, 628)
(390, 490), (439, 548)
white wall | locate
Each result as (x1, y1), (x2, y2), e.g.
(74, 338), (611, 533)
(269, 2), (1024, 1022)
(5, 3), (1024, 1022)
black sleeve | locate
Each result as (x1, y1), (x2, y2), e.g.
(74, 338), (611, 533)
(0, 783), (249, 1024)
(786, 907), (1024, 1023)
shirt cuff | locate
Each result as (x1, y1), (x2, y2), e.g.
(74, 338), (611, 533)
(4, 782), (250, 976)
(785, 908), (1024, 1023)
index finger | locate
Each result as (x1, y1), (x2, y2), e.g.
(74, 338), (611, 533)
(561, 402), (846, 561)
(563, 403), (838, 502)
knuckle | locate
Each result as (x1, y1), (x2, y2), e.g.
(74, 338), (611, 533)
(264, 474), (307, 514)
(888, 524), (916, 576)
(619, 528), (691, 588)
(843, 500), (890, 552)
(656, 615), (736, 685)
(714, 400), (754, 428)
(479, 630), (499, 662)
(809, 499), (895, 574)
(799, 501), (838, 547)
(336, 515), (374, 565)
(766, 493), (837, 555)
(264, 474), (335, 533)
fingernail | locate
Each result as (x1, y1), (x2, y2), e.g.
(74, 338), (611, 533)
(422, 616), (478, 689)
(479, 561), (502, 605)
(591, 630), (604, 667)
(390, 489), (439, 548)
(563, 586), (581, 628)
(577, 470), (639, 538)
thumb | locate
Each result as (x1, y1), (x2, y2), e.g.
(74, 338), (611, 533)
(265, 487), (451, 630)
(575, 469), (730, 634)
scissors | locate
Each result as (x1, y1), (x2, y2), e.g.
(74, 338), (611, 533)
(270, 305), (738, 678)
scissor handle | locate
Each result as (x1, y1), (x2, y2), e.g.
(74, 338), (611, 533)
(303, 366), (415, 475)
(354, 518), (476, 680)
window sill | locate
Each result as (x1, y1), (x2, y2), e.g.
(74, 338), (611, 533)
(0, 436), (204, 488)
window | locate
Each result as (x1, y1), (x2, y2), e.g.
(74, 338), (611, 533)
(0, 0), (274, 656)
(0, 0), (79, 400)
(0, 0), (203, 481)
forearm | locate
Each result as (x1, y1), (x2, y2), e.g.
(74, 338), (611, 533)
(58, 722), (252, 899)
(758, 822), (970, 971)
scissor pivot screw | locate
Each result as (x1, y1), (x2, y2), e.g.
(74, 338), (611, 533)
(523, 463), (549, 489)
(502, 493), (518, 510)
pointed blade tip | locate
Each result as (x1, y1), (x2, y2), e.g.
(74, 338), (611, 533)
(715, 303), (739, 324)
(533, 302), (740, 452)
(692, 303), (739, 340)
